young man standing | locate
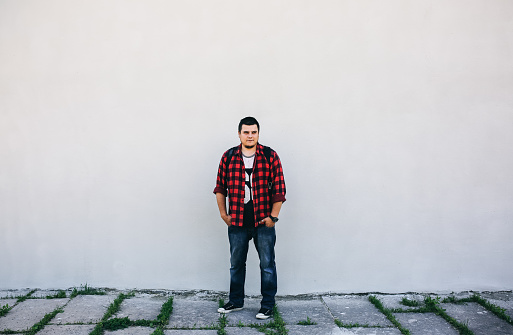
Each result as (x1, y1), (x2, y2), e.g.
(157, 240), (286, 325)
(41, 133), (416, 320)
(213, 116), (286, 319)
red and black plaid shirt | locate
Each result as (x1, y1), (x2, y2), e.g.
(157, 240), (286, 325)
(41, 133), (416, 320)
(214, 143), (286, 227)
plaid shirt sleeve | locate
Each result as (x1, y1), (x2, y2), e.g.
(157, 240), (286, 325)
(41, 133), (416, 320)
(213, 150), (229, 196)
(269, 150), (286, 204)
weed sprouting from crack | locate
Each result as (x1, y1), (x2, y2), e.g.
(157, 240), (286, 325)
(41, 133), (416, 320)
(150, 296), (174, 335)
(423, 296), (474, 335)
(45, 290), (67, 299)
(368, 295), (411, 335)
(15, 289), (36, 303)
(334, 320), (373, 328)
(88, 293), (173, 335)
(89, 291), (135, 335)
(214, 302), (288, 335)
(70, 284), (106, 299)
(376, 295), (475, 334)
(247, 305), (288, 335)
(25, 307), (63, 335)
(0, 304), (13, 317)
(216, 313), (229, 335)
(102, 317), (156, 331)
(297, 316), (317, 325)
(105, 292), (135, 320)
(445, 294), (513, 327)
(400, 297), (421, 307)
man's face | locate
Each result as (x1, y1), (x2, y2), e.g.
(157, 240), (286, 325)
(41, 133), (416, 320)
(238, 124), (259, 149)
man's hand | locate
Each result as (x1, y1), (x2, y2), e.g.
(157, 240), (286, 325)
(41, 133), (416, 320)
(221, 214), (232, 226)
(260, 217), (275, 228)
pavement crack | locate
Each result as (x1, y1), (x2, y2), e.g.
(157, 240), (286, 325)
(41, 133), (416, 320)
(320, 295), (337, 323)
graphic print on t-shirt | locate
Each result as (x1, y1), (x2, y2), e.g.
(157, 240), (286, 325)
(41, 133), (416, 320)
(242, 153), (255, 204)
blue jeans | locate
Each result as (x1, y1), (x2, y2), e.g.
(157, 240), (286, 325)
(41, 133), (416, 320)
(228, 225), (277, 310)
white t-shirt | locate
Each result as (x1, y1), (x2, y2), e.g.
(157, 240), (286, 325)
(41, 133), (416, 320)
(242, 153), (255, 204)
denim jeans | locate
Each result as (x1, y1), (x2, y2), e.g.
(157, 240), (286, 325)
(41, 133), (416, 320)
(228, 225), (277, 310)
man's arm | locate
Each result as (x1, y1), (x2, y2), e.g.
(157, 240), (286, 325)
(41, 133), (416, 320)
(260, 150), (286, 228)
(216, 192), (232, 226)
(260, 201), (283, 228)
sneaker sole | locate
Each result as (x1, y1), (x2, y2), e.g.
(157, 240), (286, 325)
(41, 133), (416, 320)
(217, 307), (243, 314)
(256, 313), (272, 319)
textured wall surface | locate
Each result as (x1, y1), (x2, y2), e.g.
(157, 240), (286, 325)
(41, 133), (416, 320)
(1, 0), (512, 294)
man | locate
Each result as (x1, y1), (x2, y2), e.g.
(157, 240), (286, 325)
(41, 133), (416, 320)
(213, 116), (286, 320)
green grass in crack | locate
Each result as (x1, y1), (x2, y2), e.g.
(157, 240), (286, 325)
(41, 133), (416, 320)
(16, 289), (36, 303)
(0, 304), (13, 317)
(70, 284), (105, 298)
(89, 292), (135, 335)
(151, 296), (174, 335)
(25, 307), (63, 335)
(449, 294), (513, 327)
(423, 296), (474, 335)
(334, 319), (372, 328)
(151, 328), (164, 335)
(368, 295), (410, 335)
(103, 292), (135, 322)
(95, 295), (174, 334)
(156, 296), (174, 325)
(216, 313), (229, 335)
(247, 305), (288, 335)
(401, 297), (420, 307)
(297, 316), (317, 325)
(46, 290), (67, 299)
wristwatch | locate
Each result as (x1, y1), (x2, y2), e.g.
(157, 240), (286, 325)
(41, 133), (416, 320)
(269, 215), (279, 223)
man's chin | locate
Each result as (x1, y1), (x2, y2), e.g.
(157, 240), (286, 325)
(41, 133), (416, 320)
(243, 143), (256, 149)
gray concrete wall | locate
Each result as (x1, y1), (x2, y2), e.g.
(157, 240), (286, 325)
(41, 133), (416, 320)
(1, 0), (512, 294)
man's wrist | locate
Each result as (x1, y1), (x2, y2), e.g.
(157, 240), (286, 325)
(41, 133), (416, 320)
(269, 215), (279, 223)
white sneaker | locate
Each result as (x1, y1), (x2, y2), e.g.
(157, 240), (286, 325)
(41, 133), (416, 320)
(256, 308), (273, 319)
(218, 302), (243, 314)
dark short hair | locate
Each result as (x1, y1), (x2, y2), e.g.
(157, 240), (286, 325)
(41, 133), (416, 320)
(238, 116), (260, 132)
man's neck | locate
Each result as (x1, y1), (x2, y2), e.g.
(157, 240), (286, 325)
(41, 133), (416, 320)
(241, 144), (257, 157)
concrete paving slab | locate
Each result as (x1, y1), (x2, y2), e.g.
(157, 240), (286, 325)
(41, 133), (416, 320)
(287, 325), (343, 335)
(225, 327), (262, 335)
(223, 299), (273, 326)
(486, 298), (513, 319)
(480, 292), (513, 319)
(164, 330), (218, 335)
(0, 289), (32, 299)
(53, 294), (115, 324)
(336, 328), (402, 335)
(277, 299), (334, 325)
(0, 299), (18, 308)
(438, 292), (474, 300)
(373, 294), (425, 311)
(441, 302), (513, 335)
(36, 324), (96, 335)
(393, 312), (458, 335)
(481, 291), (513, 302)
(104, 326), (154, 335)
(167, 299), (219, 328)
(113, 295), (168, 321)
(30, 289), (72, 299)
(322, 296), (392, 327)
(0, 298), (68, 331)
